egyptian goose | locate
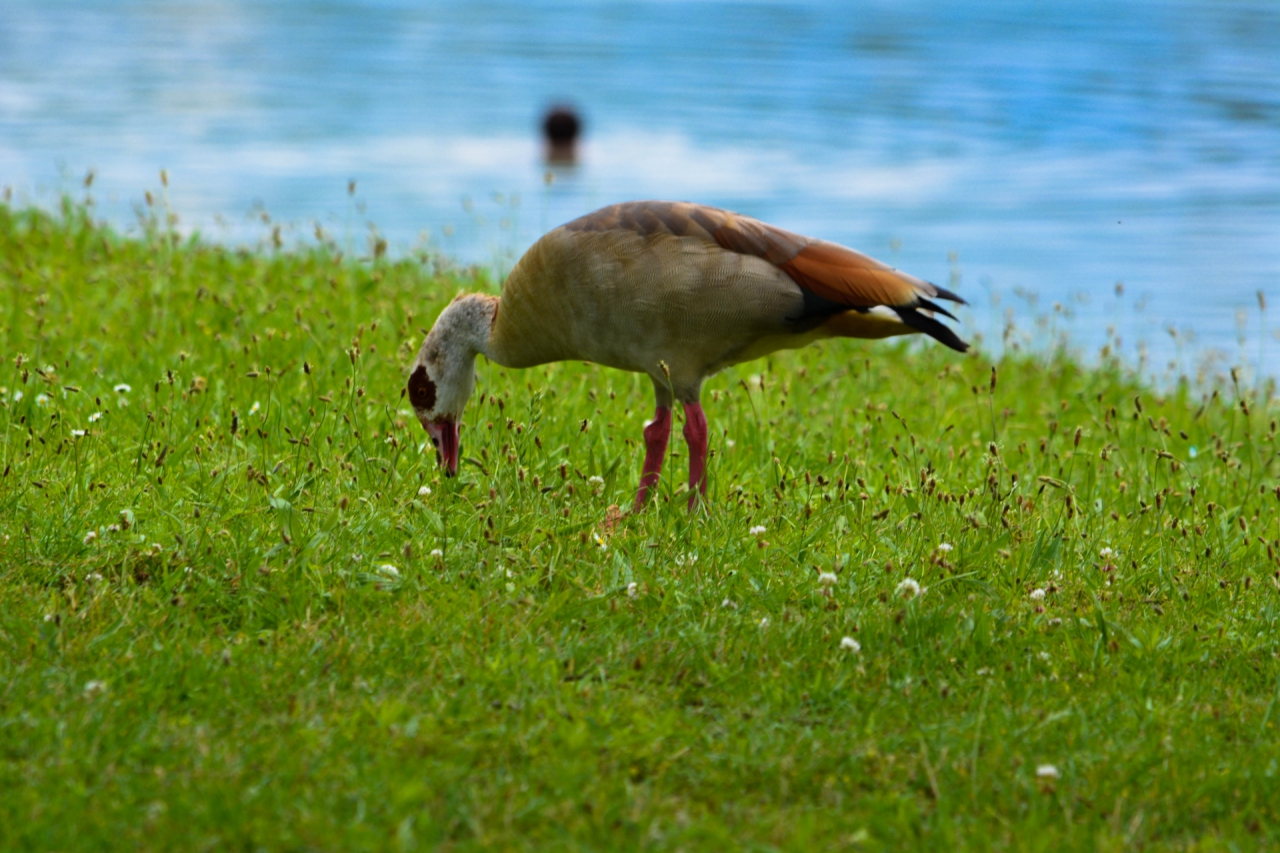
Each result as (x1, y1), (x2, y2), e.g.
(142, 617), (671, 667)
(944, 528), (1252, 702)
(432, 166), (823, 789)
(408, 200), (967, 509)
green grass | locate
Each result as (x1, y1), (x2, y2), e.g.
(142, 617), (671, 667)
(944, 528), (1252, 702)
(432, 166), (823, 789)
(3, 199), (1280, 851)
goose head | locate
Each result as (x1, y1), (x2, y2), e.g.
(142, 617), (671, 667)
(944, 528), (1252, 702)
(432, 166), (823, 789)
(407, 294), (495, 476)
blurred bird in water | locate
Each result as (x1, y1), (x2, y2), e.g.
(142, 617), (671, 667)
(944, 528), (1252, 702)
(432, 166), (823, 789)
(408, 200), (967, 509)
(542, 105), (581, 164)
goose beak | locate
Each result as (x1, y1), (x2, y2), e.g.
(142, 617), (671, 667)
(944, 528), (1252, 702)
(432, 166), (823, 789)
(424, 420), (460, 476)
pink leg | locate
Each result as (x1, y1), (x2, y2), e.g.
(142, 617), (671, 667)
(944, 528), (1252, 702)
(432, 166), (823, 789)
(633, 406), (672, 511)
(683, 402), (708, 509)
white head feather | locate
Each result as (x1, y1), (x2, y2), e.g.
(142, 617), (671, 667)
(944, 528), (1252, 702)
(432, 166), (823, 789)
(407, 293), (495, 425)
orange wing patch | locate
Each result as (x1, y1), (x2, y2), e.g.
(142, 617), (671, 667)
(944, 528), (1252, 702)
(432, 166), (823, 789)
(780, 242), (921, 308)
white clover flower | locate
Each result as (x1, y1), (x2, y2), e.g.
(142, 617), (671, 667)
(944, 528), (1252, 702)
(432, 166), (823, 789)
(1035, 764), (1060, 780)
(749, 525), (767, 536)
(817, 571), (838, 587)
(721, 598), (737, 610)
(83, 530), (97, 545)
(674, 553), (698, 567)
(418, 485), (432, 496)
(429, 548), (443, 558)
(758, 617), (770, 629)
(937, 542), (953, 552)
(86, 572), (104, 584)
(249, 401), (261, 416)
(88, 411), (103, 422)
(1099, 546), (1114, 559)
(1038, 651), (1051, 662)
(1029, 588), (1046, 601)
(83, 680), (108, 699)
(12, 390), (22, 402)
(43, 613), (54, 623)
(71, 429), (86, 437)
(626, 582), (638, 599)
(726, 439), (736, 448)
(588, 475), (604, 486)
(35, 394), (50, 407)
(896, 578), (922, 599)
(375, 564), (401, 590)
(114, 383), (131, 393)
(840, 636), (861, 653)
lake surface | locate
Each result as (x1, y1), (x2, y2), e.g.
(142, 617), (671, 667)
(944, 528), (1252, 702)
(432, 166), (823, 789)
(3, 0), (1279, 381)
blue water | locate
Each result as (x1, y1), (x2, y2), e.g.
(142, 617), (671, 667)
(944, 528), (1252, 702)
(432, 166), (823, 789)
(3, 0), (1279, 380)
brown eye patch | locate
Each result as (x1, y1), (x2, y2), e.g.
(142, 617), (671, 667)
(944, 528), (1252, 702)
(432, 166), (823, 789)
(407, 365), (436, 410)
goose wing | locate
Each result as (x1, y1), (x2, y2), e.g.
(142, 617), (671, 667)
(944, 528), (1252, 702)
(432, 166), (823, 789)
(563, 200), (968, 352)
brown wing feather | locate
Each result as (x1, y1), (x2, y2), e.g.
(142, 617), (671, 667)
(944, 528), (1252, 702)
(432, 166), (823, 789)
(562, 200), (952, 310)
(564, 201), (718, 241)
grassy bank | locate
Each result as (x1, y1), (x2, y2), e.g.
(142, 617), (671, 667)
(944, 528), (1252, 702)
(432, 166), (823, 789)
(2, 200), (1279, 851)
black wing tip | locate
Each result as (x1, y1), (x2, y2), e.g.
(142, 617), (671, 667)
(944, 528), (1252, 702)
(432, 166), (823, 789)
(915, 297), (959, 322)
(894, 306), (970, 353)
(928, 283), (968, 306)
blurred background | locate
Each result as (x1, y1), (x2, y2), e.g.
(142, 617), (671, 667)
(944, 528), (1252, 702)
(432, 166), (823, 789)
(2, 0), (1278, 382)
